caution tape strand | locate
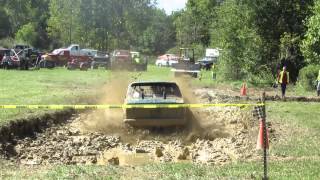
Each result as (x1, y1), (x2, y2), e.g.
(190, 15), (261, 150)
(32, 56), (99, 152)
(0, 103), (265, 109)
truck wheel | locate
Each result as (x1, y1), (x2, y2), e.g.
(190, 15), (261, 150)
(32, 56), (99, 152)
(3, 62), (9, 70)
(192, 73), (198, 78)
(80, 63), (88, 71)
(39, 60), (44, 68)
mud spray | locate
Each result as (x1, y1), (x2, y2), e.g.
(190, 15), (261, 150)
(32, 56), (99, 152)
(73, 72), (249, 144)
(74, 72), (130, 134)
(4, 72), (258, 166)
(174, 75), (234, 141)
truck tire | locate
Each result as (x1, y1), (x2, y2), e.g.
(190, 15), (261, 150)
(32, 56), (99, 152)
(80, 63), (88, 71)
(3, 62), (9, 70)
(39, 60), (55, 69)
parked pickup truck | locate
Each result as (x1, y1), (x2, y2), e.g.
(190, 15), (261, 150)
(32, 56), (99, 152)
(40, 44), (94, 68)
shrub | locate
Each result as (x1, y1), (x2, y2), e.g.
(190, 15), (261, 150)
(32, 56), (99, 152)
(0, 37), (15, 48)
(298, 65), (320, 90)
(15, 23), (38, 46)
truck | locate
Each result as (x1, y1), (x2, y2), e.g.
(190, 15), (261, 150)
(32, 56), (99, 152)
(39, 44), (94, 68)
(198, 48), (220, 70)
(124, 81), (186, 127)
(91, 51), (110, 69)
(171, 48), (201, 78)
(0, 48), (31, 70)
(110, 50), (147, 71)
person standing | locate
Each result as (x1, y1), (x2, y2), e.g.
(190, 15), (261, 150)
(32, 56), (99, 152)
(166, 54), (170, 67)
(211, 64), (217, 80)
(278, 66), (289, 99)
(317, 70), (320, 96)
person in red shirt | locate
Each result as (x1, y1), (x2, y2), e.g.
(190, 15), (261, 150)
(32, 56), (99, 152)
(277, 66), (289, 99)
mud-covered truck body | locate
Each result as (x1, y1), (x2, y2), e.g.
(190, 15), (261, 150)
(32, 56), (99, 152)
(124, 82), (186, 127)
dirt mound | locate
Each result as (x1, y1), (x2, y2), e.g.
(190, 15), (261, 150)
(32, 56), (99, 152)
(12, 117), (120, 165)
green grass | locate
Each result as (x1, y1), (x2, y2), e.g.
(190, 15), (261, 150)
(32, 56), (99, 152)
(1, 160), (319, 179)
(0, 66), (175, 124)
(0, 68), (110, 125)
(268, 102), (320, 157)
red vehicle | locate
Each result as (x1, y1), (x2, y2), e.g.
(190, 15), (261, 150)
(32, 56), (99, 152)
(0, 49), (29, 70)
(67, 59), (90, 71)
(40, 44), (93, 68)
(110, 50), (132, 70)
(109, 50), (147, 71)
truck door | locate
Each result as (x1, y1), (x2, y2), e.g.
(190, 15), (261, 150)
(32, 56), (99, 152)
(70, 45), (80, 56)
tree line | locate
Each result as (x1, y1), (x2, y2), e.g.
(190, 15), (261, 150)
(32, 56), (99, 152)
(0, 0), (176, 55)
(175, 0), (320, 83)
(1, 0), (320, 83)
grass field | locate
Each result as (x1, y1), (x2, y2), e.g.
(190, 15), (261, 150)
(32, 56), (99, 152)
(0, 66), (173, 125)
(0, 66), (319, 179)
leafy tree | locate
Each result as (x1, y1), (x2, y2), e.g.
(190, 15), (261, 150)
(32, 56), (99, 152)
(15, 23), (38, 46)
(301, 0), (320, 65)
(0, 7), (11, 39)
(173, 0), (220, 47)
(141, 9), (176, 54)
(211, 0), (263, 80)
(244, 0), (313, 81)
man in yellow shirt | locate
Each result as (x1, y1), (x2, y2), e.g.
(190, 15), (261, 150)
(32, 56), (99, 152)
(277, 66), (289, 99)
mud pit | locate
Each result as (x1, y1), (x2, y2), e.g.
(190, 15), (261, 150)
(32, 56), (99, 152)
(1, 88), (260, 166)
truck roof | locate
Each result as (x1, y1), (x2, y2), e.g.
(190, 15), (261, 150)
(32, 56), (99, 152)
(129, 81), (179, 87)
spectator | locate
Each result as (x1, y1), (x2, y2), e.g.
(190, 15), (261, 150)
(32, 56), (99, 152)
(277, 66), (289, 99)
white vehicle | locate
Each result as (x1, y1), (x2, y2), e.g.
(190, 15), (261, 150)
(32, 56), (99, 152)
(206, 48), (219, 58)
(63, 44), (97, 57)
(155, 59), (178, 67)
(155, 54), (178, 67)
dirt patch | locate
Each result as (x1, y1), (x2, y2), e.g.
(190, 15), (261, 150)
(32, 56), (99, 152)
(0, 110), (74, 143)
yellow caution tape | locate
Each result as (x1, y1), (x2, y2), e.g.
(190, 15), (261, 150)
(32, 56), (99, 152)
(0, 103), (264, 110)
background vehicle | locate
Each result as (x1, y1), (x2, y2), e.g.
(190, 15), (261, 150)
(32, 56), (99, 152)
(110, 50), (147, 71)
(155, 54), (179, 67)
(40, 44), (94, 68)
(198, 48), (219, 70)
(131, 51), (147, 71)
(0, 48), (31, 70)
(171, 48), (201, 78)
(91, 52), (110, 69)
(67, 59), (90, 71)
(0, 47), (8, 65)
(124, 81), (186, 127)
